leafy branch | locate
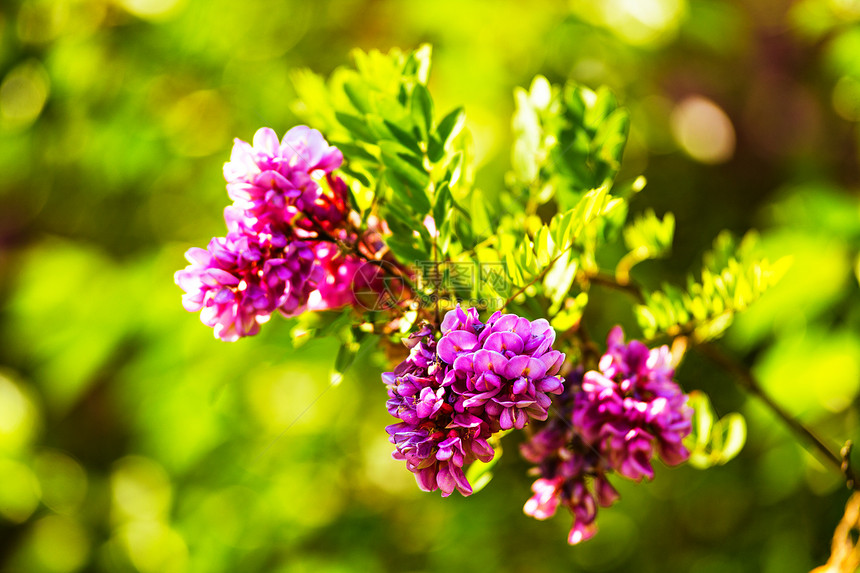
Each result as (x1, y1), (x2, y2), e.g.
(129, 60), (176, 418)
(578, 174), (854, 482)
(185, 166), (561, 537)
(585, 268), (858, 490)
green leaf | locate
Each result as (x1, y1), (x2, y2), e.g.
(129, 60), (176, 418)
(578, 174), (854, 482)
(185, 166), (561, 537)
(452, 208), (474, 249)
(434, 107), (466, 150)
(534, 226), (554, 266)
(505, 251), (524, 286)
(383, 119), (423, 155)
(384, 172), (431, 215)
(438, 214), (453, 255)
(411, 44), (433, 84)
(717, 413), (747, 464)
(469, 189), (493, 239)
(380, 142), (428, 184)
(340, 165), (372, 188)
(379, 141), (431, 214)
(331, 342), (357, 385)
(544, 251), (578, 312)
(411, 83), (434, 142)
(444, 151), (464, 188)
(385, 235), (428, 263)
(685, 390), (747, 468)
(617, 210), (675, 281)
(635, 231), (788, 340)
(549, 292), (588, 331)
(334, 111), (376, 143)
(433, 182), (453, 228)
(343, 79), (373, 114)
(427, 134), (445, 163)
(331, 140), (378, 163)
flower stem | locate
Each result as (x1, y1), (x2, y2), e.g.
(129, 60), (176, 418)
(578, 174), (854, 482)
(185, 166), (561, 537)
(578, 270), (859, 490)
(582, 271), (645, 304)
(696, 343), (858, 490)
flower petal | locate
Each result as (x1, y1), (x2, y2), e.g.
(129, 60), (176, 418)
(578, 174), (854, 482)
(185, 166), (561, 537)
(504, 355), (548, 380)
(483, 331), (525, 354)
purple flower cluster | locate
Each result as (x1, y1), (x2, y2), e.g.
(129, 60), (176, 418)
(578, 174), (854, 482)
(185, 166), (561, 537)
(176, 126), (364, 340)
(384, 306), (566, 496)
(575, 326), (692, 479)
(520, 326), (692, 544)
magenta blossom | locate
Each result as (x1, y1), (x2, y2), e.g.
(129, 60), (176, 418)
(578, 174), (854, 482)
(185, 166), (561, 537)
(305, 243), (363, 311)
(177, 125), (369, 338)
(572, 326), (692, 481)
(438, 306), (565, 431)
(520, 327), (691, 545)
(174, 222), (321, 342)
(519, 369), (618, 546)
(223, 126), (343, 227)
(384, 306), (566, 497)
(384, 324), (495, 497)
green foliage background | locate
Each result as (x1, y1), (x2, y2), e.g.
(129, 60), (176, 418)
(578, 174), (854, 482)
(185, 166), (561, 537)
(1, 0), (860, 571)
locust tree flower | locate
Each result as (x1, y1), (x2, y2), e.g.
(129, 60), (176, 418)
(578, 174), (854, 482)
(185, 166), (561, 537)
(573, 326), (692, 481)
(521, 327), (691, 544)
(384, 307), (566, 496)
(174, 226), (320, 342)
(177, 126), (368, 338)
(384, 324), (495, 497)
(438, 306), (565, 431)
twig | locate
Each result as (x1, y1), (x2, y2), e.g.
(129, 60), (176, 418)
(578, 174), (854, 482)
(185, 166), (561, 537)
(697, 342), (859, 491)
(582, 271), (645, 304)
(574, 270), (859, 491)
(502, 247), (573, 310)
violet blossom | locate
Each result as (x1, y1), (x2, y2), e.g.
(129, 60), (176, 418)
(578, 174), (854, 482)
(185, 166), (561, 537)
(174, 220), (321, 342)
(384, 306), (566, 496)
(520, 327), (692, 544)
(438, 306), (566, 431)
(177, 126), (366, 339)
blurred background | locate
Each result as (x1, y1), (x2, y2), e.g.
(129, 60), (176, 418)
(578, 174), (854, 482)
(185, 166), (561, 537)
(1, 0), (860, 571)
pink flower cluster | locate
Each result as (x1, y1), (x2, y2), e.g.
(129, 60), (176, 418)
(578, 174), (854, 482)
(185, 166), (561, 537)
(384, 306), (566, 497)
(521, 326), (692, 544)
(175, 127), (367, 340)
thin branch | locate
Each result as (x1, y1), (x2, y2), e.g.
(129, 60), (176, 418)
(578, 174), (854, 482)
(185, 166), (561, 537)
(697, 342), (859, 491)
(501, 247), (573, 310)
(582, 271), (645, 304)
(574, 270), (859, 490)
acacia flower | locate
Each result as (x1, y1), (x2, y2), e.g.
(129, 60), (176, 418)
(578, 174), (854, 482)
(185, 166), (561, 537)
(573, 326), (692, 480)
(384, 306), (566, 496)
(519, 369), (617, 546)
(438, 306), (566, 431)
(384, 323), (495, 497)
(177, 126), (371, 338)
(223, 126), (343, 227)
(174, 213), (321, 341)
(521, 327), (692, 544)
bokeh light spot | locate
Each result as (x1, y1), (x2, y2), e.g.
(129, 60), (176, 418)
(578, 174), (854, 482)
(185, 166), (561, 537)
(33, 450), (88, 516)
(163, 89), (231, 157)
(17, 0), (68, 44)
(670, 96), (735, 164)
(832, 75), (860, 121)
(0, 458), (41, 523)
(599, 0), (686, 46)
(828, 0), (860, 20)
(118, 521), (188, 573)
(0, 59), (50, 131)
(0, 376), (28, 436)
(30, 515), (90, 573)
(0, 375), (39, 453)
(114, 0), (185, 20)
(111, 456), (172, 522)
